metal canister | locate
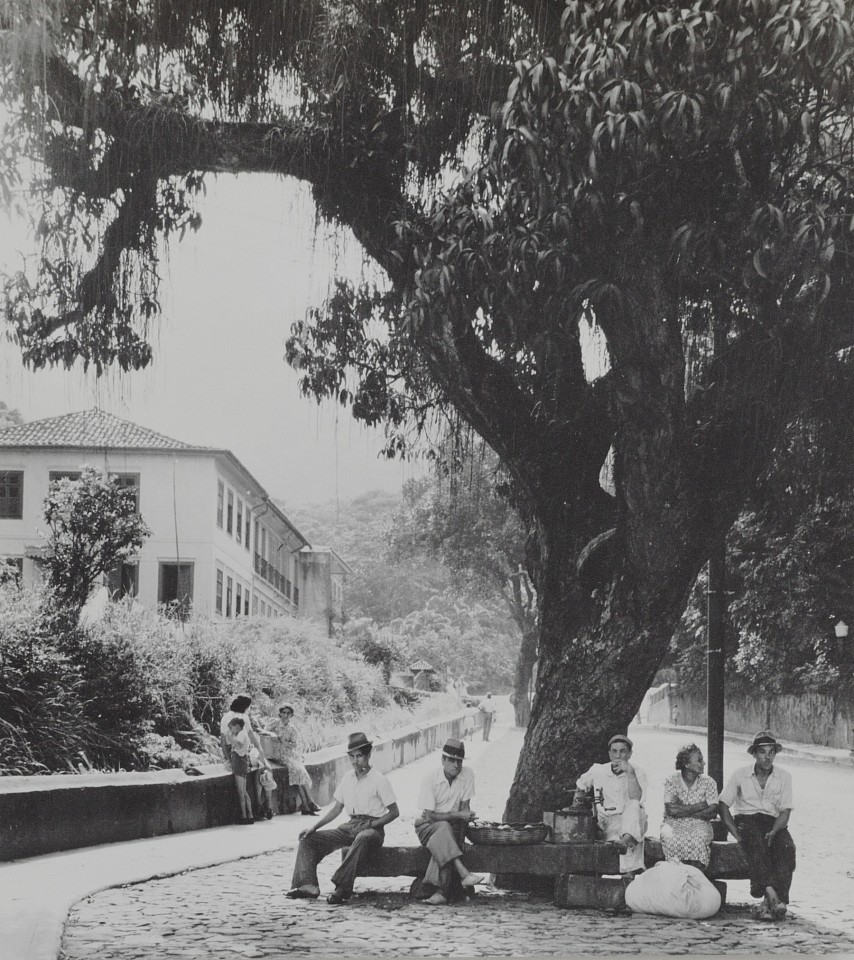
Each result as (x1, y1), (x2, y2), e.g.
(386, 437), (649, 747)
(548, 804), (597, 842)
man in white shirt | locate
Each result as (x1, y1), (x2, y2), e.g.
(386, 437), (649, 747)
(574, 734), (648, 874)
(479, 694), (496, 741)
(414, 738), (484, 905)
(719, 730), (795, 921)
(286, 732), (399, 905)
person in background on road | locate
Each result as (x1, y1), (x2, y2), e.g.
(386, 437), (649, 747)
(718, 731), (795, 921)
(414, 737), (485, 906)
(270, 703), (321, 815)
(225, 717), (254, 823)
(479, 693), (496, 741)
(660, 743), (719, 873)
(286, 732), (399, 905)
(574, 734), (648, 876)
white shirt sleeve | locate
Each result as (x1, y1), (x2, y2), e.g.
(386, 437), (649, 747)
(417, 774), (436, 812)
(376, 772), (397, 808)
(576, 765), (596, 791)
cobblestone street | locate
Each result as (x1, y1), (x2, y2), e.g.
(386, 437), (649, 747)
(60, 720), (854, 957)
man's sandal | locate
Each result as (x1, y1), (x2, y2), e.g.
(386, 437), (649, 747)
(286, 888), (319, 900)
(327, 889), (351, 905)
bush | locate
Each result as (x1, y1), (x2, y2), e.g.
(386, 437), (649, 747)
(0, 585), (465, 774)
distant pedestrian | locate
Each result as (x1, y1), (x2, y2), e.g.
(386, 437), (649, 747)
(719, 731), (795, 921)
(673, 703), (680, 725)
(271, 703), (320, 815)
(479, 693), (496, 742)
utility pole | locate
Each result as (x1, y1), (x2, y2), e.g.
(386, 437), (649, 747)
(706, 536), (727, 791)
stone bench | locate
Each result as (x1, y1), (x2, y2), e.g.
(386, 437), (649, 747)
(556, 838), (749, 910)
(343, 837), (749, 912)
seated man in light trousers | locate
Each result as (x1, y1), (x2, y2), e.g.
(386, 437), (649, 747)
(414, 737), (485, 905)
(286, 731), (399, 905)
(575, 733), (648, 875)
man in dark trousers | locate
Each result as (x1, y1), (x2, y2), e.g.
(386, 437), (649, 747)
(719, 731), (795, 921)
(286, 732), (398, 905)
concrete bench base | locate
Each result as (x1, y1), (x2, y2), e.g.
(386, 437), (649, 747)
(554, 875), (728, 911)
(346, 841), (622, 878)
(345, 837), (744, 914)
(644, 838), (749, 879)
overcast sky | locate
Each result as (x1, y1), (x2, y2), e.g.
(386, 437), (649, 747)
(1, 173), (424, 508)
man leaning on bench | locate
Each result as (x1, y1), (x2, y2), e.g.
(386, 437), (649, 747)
(284, 728), (795, 920)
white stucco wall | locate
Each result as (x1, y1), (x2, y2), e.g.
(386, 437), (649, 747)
(0, 448), (308, 621)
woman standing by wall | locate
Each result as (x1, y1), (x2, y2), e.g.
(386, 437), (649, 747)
(271, 703), (321, 815)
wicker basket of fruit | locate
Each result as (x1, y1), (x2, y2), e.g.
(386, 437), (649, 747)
(465, 819), (550, 845)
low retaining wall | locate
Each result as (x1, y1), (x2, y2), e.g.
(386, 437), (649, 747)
(678, 690), (854, 750)
(0, 709), (479, 862)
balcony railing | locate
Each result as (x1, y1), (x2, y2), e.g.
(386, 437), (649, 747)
(253, 553), (295, 604)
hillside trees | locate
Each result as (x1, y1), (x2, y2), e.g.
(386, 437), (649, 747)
(388, 446), (537, 724)
(2, 1), (854, 818)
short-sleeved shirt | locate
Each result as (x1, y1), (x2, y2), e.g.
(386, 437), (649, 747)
(719, 764), (793, 817)
(333, 767), (397, 817)
(576, 762), (648, 814)
(220, 710), (256, 738)
(226, 727), (251, 757)
(417, 766), (475, 814)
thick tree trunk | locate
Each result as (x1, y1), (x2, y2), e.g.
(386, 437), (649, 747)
(503, 549), (698, 821)
(512, 625), (537, 727)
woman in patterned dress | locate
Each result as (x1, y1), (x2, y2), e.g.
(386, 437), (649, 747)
(271, 703), (320, 815)
(660, 744), (720, 872)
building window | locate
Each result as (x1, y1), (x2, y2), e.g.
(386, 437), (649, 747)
(226, 491), (234, 535)
(245, 507), (251, 551)
(235, 582), (242, 617)
(106, 562), (138, 599)
(216, 569), (224, 615)
(0, 471), (24, 518)
(226, 576), (233, 618)
(158, 562), (194, 621)
(111, 473), (140, 512)
(252, 594), (258, 615)
(244, 591), (250, 616)
(48, 470), (82, 485)
(236, 498), (243, 544)
(217, 481), (224, 528)
(294, 586), (299, 608)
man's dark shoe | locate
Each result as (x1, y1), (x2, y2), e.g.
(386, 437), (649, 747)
(327, 888), (351, 905)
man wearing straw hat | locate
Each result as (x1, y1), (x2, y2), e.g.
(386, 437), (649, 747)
(719, 730), (795, 921)
(286, 732), (398, 905)
(414, 737), (485, 906)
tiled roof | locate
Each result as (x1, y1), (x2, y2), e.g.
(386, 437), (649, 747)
(0, 410), (208, 451)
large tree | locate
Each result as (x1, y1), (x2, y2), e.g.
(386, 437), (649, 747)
(2, 1), (854, 818)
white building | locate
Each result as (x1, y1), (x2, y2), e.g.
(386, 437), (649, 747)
(0, 410), (349, 626)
